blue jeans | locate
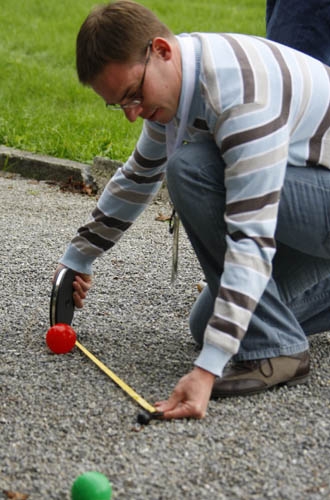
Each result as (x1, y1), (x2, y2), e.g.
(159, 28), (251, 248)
(266, 0), (330, 66)
(166, 142), (330, 360)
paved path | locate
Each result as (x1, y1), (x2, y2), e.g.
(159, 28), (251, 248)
(1, 173), (329, 499)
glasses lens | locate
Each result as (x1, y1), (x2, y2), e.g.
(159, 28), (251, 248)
(107, 99), (142, 111)
(106, 42), (151, 111)
(122, 99), (143, 109)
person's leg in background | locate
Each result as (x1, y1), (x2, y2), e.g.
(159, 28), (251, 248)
(266, 0), (330, 65)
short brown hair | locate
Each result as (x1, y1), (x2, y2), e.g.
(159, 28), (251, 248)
(76, 1), (173, 84)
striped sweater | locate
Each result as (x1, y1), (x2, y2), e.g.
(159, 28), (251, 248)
(60, 33), (330, 376)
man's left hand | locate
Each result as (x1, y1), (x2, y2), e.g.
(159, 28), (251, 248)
(154, 366), (215, 420)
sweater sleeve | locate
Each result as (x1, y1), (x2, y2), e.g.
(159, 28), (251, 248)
(195, 117), (290, 376)
(195, 34), (292, 376)
(59, 121), (167, 274)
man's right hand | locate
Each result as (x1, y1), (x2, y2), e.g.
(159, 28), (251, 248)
(54, 264), (92, 309)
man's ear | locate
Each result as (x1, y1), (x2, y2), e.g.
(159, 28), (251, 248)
(152, 37), (172, 60)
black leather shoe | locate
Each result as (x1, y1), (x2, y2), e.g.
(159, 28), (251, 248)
(211, 350), (310, 398)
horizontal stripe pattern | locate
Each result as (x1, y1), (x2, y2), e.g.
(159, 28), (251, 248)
(208, 36), (288, 351)
(193, 33), (330, 357)
(72, 210), (133, 256)
(65, 121), (167, 259)
(226, 190), (281, 216)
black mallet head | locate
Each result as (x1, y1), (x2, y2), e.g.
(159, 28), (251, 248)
(136, 410), (163, 425)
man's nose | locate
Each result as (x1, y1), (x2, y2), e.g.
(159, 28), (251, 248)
(123, 105), (142, 122)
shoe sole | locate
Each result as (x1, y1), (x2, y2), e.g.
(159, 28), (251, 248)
(286, 373), (310, 387)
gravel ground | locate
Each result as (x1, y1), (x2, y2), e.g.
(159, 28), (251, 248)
(1, 173), (330, 500)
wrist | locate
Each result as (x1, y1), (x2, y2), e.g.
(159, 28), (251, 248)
(193, 366), (216, 384)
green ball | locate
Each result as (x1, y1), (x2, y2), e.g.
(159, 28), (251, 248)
(71, 471), (112, 500)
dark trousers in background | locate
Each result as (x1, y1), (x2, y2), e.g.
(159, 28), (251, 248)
(266, 0), (330, 66)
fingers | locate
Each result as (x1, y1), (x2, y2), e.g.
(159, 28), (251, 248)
(154, 367), (215, 420)
(73, 274), (92, 309)
(154, 394), (181, 414)
(155, 399), (206, 420)
(154, 387), (207, 420)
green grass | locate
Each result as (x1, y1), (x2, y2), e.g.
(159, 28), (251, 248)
(0, 0), (265, 164)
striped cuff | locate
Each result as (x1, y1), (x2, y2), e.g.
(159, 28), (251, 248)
(194, 342), (233, 377)
(59, 244), (96, 275)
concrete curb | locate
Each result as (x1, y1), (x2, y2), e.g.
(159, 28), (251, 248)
(0, 145), (122, 193)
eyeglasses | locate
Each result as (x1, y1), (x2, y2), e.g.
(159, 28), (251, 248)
(107, 41), (152, 110)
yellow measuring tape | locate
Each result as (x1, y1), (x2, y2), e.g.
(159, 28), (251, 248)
(75, 340), (157, 414)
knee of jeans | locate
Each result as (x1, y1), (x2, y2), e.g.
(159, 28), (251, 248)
(189, 286), (215, 347)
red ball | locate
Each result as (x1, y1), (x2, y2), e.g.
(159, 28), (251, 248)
(46, 324), (77, 354)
